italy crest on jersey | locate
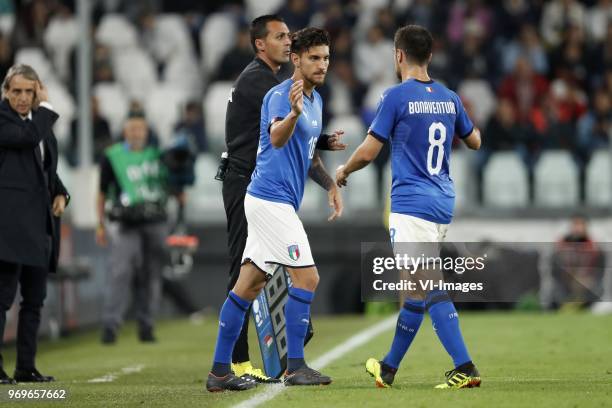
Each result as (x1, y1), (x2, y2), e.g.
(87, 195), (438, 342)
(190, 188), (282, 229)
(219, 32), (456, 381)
(288, 244), (300, 261)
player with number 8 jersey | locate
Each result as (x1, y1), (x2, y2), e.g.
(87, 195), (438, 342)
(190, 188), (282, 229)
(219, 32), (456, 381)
(335, 24), (482, 390)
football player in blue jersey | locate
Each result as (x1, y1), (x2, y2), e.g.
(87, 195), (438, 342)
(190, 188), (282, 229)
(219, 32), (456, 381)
(336, 25), (482, 389)
(206, 27), (342, 392)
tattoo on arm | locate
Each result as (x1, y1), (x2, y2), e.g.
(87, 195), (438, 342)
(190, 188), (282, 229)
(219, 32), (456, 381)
(308, 151), (334, 191)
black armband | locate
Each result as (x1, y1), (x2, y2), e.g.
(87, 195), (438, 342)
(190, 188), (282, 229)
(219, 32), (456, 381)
(316, 134), (331, 150)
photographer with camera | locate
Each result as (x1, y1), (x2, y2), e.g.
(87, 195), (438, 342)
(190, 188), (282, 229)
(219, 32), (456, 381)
(96, 113), (172, 345)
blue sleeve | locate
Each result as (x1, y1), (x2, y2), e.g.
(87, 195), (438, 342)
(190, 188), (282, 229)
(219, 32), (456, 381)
(266, 88), (292, 127)
(368, 89), (398, 142)
(454, 94), (474, 139)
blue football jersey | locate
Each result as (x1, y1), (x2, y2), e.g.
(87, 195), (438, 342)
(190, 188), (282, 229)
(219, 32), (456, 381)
(369, 79), (474, 224)
(247, 79), (322, 210)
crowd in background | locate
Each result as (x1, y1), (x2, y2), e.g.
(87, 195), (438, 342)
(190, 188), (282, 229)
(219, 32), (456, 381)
(0, 0), (610, 204)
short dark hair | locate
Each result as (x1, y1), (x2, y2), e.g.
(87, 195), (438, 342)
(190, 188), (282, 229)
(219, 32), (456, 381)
(290, 27), (330, 55)
(394, 25), (433, 65)
(250, 14), (284, 53)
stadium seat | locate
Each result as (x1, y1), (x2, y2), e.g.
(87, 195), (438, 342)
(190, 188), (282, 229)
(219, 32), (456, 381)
(144, 84), (190, 147)
(483, 152), (529, 207)
(43, 15), (78, 81)
(95, 14), (139, 50)
(534, 150), (579, 207)
(200, 13), (237, 77)
(46, 80), (75, 147)
(151, 14), (194, 64)
(450, 149), (472, 211)
(163, 53), (203, 99)
(345, 165), (377, 211)
(184, 153), (224, 222)
(0, 13), (14, 35)
(15, 48), (57, 84)
(111, 47), (158, 102)
(203, 81), (233, 152)
(586, 150), (611, 207)
(457, 79), (495, 127)
(93, 83), (129, 138)
(244, 0), (285, 20)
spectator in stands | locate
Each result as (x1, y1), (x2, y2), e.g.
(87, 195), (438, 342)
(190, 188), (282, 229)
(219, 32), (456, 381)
(354, 25), (394, 84)
(93, 43), (114, 84)
(329, 27), (352, 63)
(67, 96), (112, 166)
(0, 32), (14, 81)
(542, 76), (587, 150)
(11, 0), (50, 49)
(498, 56), (549, 127)
(502, 23), (548, 75)
(576, 89), (611, 165)
(69, 41), (114, 96)
(327, 59), (366, 117)
(401, 0), (438, 33)
(584, 0), (612, 44)
(446, 0), (493, 45)
(477, 98), (532, 202)
(174, 100), (207, 152)
(216, 25), (254, 81)
(458, 72), (495, 129)
(278, 0), (314, 31)
(589, 24), (612, 84)
(428, 37), (452, 82)
(549, 215), (605, 309)
(375, 7), (397, 40)
(449, 20), (497, 88)
(549, 24), (590, 88)
(540, 0), (585, 48)
(320, 2), (357, 39)
(493, 0), (541, 41)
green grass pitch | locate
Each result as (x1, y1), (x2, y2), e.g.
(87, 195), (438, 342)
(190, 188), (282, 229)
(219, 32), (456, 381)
(1, 312), (611, 407)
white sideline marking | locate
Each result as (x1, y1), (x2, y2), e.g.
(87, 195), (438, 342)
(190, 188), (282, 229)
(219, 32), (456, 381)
(234, 316), (396, 408)
(87, 364), (145, 383)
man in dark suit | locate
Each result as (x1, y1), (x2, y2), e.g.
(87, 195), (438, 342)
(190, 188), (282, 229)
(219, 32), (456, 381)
(0, 64), (69, 384)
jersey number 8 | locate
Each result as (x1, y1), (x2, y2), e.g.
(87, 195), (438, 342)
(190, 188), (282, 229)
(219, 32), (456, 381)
(426, 122), (446, 175)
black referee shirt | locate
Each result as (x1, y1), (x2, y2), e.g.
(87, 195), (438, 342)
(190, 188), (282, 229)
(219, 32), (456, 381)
(225, 57), (289, 174)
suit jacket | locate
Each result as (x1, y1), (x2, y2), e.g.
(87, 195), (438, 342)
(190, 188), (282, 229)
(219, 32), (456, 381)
(0, 99), (69, 272)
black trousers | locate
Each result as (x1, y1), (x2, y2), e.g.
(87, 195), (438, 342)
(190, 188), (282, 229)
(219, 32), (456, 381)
(0, 260), (48, 371)
(222, 167), (252, 363)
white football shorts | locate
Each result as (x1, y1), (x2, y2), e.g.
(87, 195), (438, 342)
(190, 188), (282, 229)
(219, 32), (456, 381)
(241, 193), (315, 276)
(388, 212), (449, 260)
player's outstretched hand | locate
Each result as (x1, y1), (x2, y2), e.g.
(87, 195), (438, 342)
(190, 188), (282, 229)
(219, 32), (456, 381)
(328, 185), (343, 221)
(335, 164), (348, 188)
(289, 79), (303, 115)
(328, 129), (347, 151)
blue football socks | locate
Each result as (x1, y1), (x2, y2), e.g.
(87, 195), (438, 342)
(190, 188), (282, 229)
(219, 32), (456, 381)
(285, 287), (314, 373)
(211, 291), (251, 376)
(426, 290), (472, 368)
(382, 299), (425, 369)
